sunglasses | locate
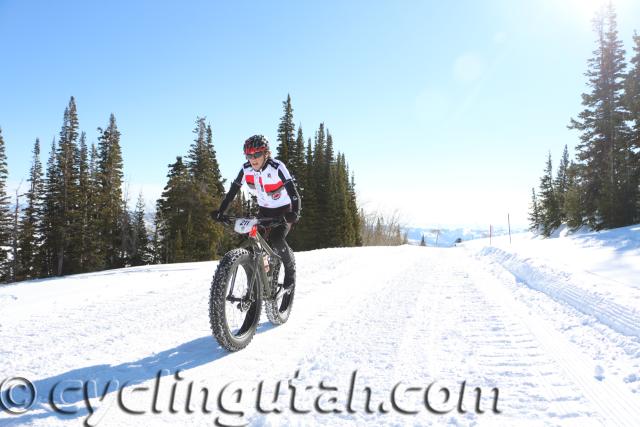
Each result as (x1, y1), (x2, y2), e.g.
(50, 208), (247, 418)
(245, 151), (265, 160)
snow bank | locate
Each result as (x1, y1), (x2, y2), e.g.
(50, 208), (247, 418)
(467, 224), (640, 338)
(478, 246), (640, 338)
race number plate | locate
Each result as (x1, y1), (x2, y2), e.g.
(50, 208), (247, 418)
(234, 218), (259, 234)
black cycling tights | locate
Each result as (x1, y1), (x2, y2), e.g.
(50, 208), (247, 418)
(265, 222), (296, 287)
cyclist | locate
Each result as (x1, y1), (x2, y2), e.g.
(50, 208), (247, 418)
(213, 134), (301, 290)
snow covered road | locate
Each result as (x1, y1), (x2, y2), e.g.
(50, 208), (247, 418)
(1, 245), (639, 426)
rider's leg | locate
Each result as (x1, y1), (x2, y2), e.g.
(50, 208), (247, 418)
(268, 223), (296, 289)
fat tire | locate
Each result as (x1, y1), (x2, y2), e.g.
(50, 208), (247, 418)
(264, 249), (295, 325)
(209, 248), (262, 351)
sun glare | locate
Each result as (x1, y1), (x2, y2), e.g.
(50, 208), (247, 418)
(563, 0), (625, 22)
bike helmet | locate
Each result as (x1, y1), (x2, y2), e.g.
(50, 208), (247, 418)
(244, 134), (270, 155)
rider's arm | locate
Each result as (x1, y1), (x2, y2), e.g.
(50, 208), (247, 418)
(218, 168), (244, 214)
(277, 164), (301, 216)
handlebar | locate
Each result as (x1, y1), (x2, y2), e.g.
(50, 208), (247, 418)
(217, 214), (287, 227)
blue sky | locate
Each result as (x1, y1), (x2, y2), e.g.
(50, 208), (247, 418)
(1, 0), (639, 229)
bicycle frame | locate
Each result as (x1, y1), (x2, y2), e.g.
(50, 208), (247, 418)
(222, 216), (284, 301)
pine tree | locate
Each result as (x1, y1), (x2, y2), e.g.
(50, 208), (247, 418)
(603, 6), (635, 227)
(290, 126), (306, 182)
(218, 186), (245, 255)
(187, 118), (224, 195)
(9, 184), (23, 282)
(325, 130), (335, 168)
(76, 132), (91, 272)
(185, 117), (225, 260)
(0, 128), (12, 282)
(420, 235), (426, 247)
(624, 31), (640, 221)
(17, 139), (44, 280)
(129, 193), (149, 266)
(150, 210), (162, 264)
(40, 138), (59, 276)
(538, 152), (561, 237)
(156, 156), (191, 263)
(336, 153), (355, 246)
(276, 94), (295, 164)
(118, 191), (133, 267)
(294, 138), (316, 251)
(323, 132), (341, 247)
(287, 126), (307, 250)
(97, 113), (124, 269)
(528, 188), (541, 233)
(174, 229), (185, 263)
(311, 124), (328, 248)
(564, 162), (584, 230)
(555, 145), (570, 221)
(326, 152), (341, 247)
(83, 143), (103, 271)
(53, 97), (81, 275)
(568, 5), (631, 229)
(348, 172), (362, 246)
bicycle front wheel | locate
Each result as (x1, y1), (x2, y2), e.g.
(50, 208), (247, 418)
(209, 249), (262, 351)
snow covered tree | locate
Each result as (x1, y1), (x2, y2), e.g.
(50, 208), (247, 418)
(420, 235), (426, 246)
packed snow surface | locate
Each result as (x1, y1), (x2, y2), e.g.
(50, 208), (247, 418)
(1, 225), (640, 426)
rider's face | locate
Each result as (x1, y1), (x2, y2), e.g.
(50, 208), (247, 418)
(249, 152), (267, 171)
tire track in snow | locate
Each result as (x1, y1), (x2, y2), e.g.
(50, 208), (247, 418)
(250, 247), (604, 425)
(468, 252), (640, 427)
(412, 251), (601, 426)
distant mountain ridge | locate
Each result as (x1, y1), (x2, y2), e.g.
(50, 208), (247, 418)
(404, 226), (523, 247)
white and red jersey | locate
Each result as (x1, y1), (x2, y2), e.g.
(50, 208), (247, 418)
(236, 158), (294, 208)
(219, 158), (301, 217)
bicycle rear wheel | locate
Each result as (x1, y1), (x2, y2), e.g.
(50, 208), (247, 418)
(264, 255), (295, 325)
